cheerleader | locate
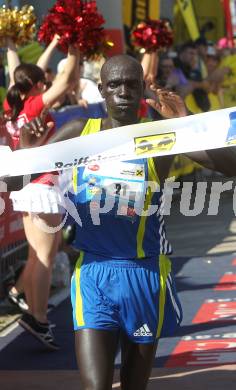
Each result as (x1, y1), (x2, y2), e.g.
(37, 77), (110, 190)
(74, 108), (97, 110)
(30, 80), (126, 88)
(4, 36), (80, 350)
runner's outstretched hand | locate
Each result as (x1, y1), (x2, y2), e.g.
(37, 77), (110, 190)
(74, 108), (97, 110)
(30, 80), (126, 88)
(20, 108), (54, 148)
(146, 85), (188, 118)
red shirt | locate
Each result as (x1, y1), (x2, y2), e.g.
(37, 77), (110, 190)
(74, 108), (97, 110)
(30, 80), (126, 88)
(4, 94), (55, 149)
(4, 94), (57, 185)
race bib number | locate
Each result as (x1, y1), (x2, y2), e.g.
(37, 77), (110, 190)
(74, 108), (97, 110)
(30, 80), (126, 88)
(76, 161), (146, 220)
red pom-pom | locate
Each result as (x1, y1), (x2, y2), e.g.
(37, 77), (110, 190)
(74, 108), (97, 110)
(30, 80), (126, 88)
(38, 0), (111, 58)
(131, 19), (173, 53)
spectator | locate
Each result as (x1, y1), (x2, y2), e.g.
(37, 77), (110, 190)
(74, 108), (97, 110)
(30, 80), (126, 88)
(156, 54), (175, 88)
(4, 36), (80, 350)
(44, 67), (56, 90)
(52, 58), (88, 109)
(79, 60), (104, 104)
(194, 36), (208, 79)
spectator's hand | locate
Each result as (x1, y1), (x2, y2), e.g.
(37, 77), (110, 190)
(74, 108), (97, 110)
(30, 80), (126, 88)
(207, 67), (231, 84)
(78, 98), (88, 109)
(144, 74), (156, 89)
(1, 37), (15, 49)
(146, 86), (188, 118)
(141, 52), (158, 89)
(20, 109), (53, 149)
(208, 80), (221, 94)
(52, 34), (61, 46)
(189, 80), (210, 92)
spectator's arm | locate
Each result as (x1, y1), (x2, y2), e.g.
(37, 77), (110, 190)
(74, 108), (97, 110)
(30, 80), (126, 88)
(42, 45), (80, 107)
(141, 53), (151, 80)
(185, 148), (236, 177)
(36, 34), (60, 71)
(149, 52), (158, 84)
(141, 52), (158, 87)
(6, 39), (20, 89)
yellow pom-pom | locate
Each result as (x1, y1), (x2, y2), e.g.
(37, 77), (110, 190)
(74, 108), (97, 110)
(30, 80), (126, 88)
(0, 4), (36, 46)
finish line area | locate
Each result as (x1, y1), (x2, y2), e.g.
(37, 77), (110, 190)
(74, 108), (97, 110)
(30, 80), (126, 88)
(0, 252), (236, 390)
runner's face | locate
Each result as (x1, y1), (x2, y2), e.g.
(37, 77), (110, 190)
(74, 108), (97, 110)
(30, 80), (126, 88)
(100, 62), (144, 123)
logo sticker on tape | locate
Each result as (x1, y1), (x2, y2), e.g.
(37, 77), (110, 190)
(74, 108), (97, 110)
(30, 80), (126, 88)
(226, 111), (236, 145)
(134, 132), (176, 156)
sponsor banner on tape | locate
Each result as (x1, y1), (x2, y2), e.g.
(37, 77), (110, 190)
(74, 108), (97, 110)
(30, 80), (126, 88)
(1, 106), (236, 177)
(134, 132), (176, 156)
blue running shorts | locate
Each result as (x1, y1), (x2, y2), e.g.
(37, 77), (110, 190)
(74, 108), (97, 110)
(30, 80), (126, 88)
(71, 252), (182, 343)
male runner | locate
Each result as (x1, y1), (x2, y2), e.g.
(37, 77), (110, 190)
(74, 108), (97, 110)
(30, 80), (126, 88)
(5, 55), (236, 390)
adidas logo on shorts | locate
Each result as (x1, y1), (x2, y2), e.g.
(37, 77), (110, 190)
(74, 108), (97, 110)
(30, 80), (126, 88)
(133, 323), (153, 337)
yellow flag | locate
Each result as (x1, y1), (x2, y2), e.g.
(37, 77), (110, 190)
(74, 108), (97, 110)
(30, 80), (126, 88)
(149, 0), (160, 20)
(177, 0), (200, 41)
(122, 0), (160, 29)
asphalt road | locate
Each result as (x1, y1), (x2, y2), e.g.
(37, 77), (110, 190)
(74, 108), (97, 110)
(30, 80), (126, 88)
(166, 188), (236, 257)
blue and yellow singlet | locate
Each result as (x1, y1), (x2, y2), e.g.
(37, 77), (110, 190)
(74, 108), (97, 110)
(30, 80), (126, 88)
(70, 118), (172, 259)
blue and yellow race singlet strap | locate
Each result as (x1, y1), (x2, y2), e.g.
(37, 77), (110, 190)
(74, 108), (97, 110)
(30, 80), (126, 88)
(73, 119), (102, 192)
(136, 157), (160, 258)
(75, 251), (85, 326)
(81, 118), (102, 136)
(156, 254), (172, 337)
